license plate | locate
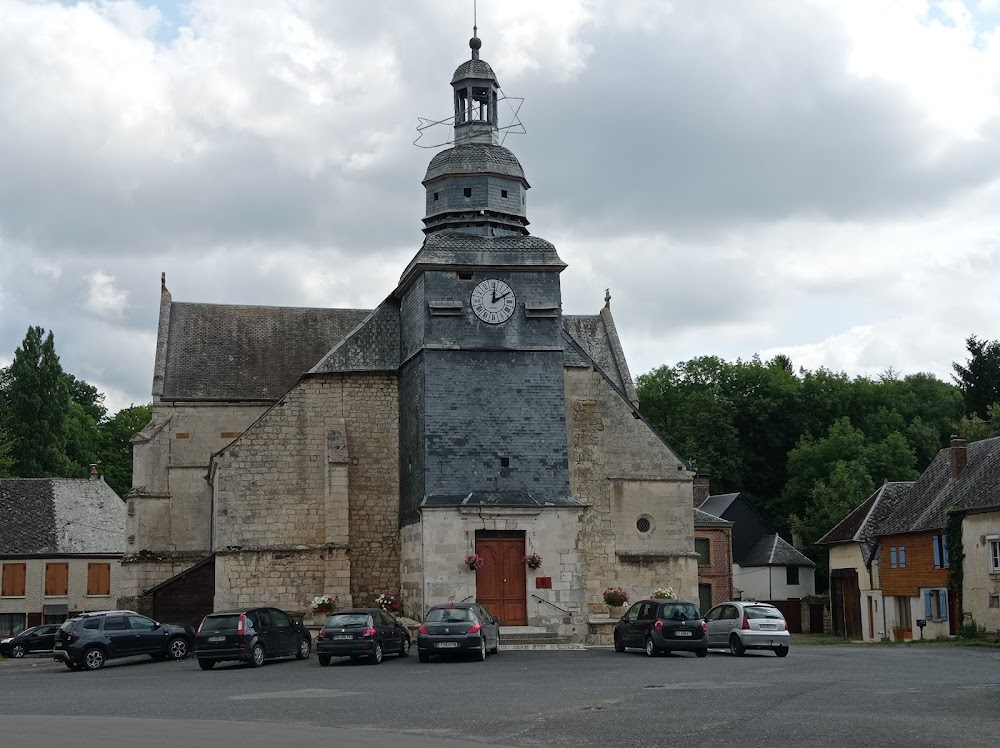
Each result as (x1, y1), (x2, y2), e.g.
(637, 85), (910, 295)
(759, 624), (776, 630)
(436, 642), (459, 648)
(208, 636), (225, 642)
(675, 631), (692, 637)
(334, 635), (353, 640)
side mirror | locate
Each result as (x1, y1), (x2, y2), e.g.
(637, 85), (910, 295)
(153, 623), (161, 630)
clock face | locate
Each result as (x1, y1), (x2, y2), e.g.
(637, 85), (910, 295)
(471, 279), (516, 324)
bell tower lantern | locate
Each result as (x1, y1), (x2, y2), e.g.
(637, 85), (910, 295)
(452, 34), (499, 145)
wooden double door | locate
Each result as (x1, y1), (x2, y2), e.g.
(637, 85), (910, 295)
(475, 531), (527, 626)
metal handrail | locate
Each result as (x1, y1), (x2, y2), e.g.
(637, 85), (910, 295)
(531, 594), (573, 615)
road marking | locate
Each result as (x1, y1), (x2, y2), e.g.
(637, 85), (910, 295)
(229, 688), (361, 700)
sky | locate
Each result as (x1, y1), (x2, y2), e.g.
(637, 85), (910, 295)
(2, 0), (1000, 414)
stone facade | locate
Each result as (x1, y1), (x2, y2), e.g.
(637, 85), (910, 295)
(961, 511), (1000, 634)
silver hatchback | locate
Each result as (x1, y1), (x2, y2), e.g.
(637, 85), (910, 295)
(704, 601), (789, 657)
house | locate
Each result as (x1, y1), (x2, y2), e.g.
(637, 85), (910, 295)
(697, 492), (816, 601)
(0, 476), (125, 636)
(691, 475), (734, 611)
(816, 481), (912, 640)
(120, 32), (700, 641)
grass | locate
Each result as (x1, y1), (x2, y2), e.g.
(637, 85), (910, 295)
(792, 632), (1000, 648)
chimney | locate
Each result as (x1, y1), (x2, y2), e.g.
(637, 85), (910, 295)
(692, 474), (711, 507)
(88, 464), (98, 481)
(950, 436), (968, 479)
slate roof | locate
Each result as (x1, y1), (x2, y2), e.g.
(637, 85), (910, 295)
(698, 493), (740, 519)
(452, 59), (498, 84)
(310, 300), (401, 374)
(816, 482), (913, 545)
(421, 491), (583, 508)
(872, 437), (1000, 535)
(694, 508), (732, 527)
(156, 295), (370, 401)
(0, 479), (125, 555)
(742, 534), (816, 568)
(424, 144), (525, 183)
(563, 308), (638, 406)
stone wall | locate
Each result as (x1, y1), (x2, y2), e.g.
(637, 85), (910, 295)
(962, 511), (1000, 634)
(566, 367), (698, 613)
(211, 373), (399, 611)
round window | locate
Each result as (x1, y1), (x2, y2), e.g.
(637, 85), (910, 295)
(636, 516), (652, 534)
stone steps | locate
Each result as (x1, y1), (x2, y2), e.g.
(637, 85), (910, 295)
(500, 627), (585, 651)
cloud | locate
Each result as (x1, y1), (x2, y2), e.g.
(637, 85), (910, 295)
(84, 272), (129, 319)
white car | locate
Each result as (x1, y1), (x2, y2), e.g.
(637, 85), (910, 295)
(704, 601), (790, 657)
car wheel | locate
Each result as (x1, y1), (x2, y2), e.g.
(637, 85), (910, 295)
(83, 646), (106, 671)
(774, 646), (789, 658)
(368, 642), (383, 665)
(696, 648), (708, 658)
(198, 659), (215, 670)
(248, 643), (265, 668)
(613, 632), (625, 653)
(476, 638), (486, 662)
(399, 637), (410, 657)
(644, 637), (659, 657)
(489, 632), (500, 655)
(167, 637), (189, 660)
(11, 644), (26, 658)
(729, 634), (746, 657)
(418, 651), (430, 663)
(318, 654), (331, 667)
(296, 637), (311, 660)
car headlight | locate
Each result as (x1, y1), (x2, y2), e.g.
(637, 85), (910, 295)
(0, 638), (11, 644)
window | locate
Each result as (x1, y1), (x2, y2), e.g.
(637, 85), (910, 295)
(127, 615), (157, 631)
(103, 616), (127, 631)
(889, 547), (897, 568)
(0, 613), (26, 637)
(698, 583), (713, 613)
(990, 537), (1000, 573)
(433, 192), (439, 201)
(989, 595), (999, 609)
(695, 538), (711, 565)
(932, 535), (950, 569)
(501, 189), (508, 198)
(87, 563), (110, 596)
(271, 609), (293, 628)
(44, 563), (68, 596)
(786, 566), (800, 585)
(2, 563), (26, 597)
(924, 589), (949, 621)
(82, 618), (101, 630)
(463, 187), (472, 197)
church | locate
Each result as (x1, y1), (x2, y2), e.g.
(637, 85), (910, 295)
(122, 32), (699, 642)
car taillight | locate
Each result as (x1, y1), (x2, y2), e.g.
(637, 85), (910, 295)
(784, 620), (788, 631)
(65, 632), (75, 643)
(237, 613), (246, 635)
(317, 629), (327, 639)
(467, 621), (481, 634)
(741, 613), (750, 630)
(654, 620), (664, 632)
(196, 617), (207, 635)
(418, 624), (428, 634)
(701, 620), (708, 634)
(361, 626), (377, 637)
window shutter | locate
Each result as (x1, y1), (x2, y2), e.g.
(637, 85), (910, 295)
(938, 590), (948, 621)
(923, 590), (932, 619)
(899, 547), (906, 568)
(2, 563), (26, 597)
(942, 535), (950, 568)
(932, 537), (941, 569)
(45, 563), (68, 596)
(890, 547), (897, 568)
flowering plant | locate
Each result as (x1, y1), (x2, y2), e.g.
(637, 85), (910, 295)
(375, 592), (400, 612)
(465, 553), (485, 570)
(652, 586), (677, 600)
(523, 552), (543, 570)
(311, 594), (338, 615)
(603, 587), (629, 607)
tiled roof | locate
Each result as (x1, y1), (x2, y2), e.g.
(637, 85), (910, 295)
(742, 534), (816, 568)
(310, 300), (400, 374)
(424, 144), (525, 182)
(694, 508), (732, 527)
(816, 493), (878, 545)
(421, 491), (583, 508)
(698, 493), (740, 518)
(563, 308), (638, 406)
(0, 479), (125, 555)
(158, 300), (370, 401)
(816, 482), (914, 567)
(452, 59), (498, 84)
(872, 437), (1000, 535)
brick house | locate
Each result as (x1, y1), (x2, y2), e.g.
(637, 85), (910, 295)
(121, 34), (700, 640)
(0, 477), (125, 636)
(693, 507), (733, 611)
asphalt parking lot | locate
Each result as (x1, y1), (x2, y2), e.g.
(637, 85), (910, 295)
(1, 643), (998, 747)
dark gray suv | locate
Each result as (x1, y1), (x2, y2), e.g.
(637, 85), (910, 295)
(53, 610), (192, 671)
(194, 607), (311, 669)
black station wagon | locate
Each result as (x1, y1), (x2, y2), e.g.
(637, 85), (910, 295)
(195, 607), (311, 669)
(613, 599), (708, 657)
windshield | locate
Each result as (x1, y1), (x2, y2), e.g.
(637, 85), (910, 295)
(659, 603), (701, 620)
(324, 614), (370, 628)
(426, 607), (473, 623)
(746, 606), (784, 620)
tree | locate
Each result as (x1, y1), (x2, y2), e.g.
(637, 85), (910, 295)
(97, 403), (152, 497)
(1, 327), (71, 476)
(952, 335), (1000, 419)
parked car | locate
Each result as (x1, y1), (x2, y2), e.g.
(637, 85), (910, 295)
(1, 624), (61, 658)
(416, 603), (500, 662)
(316, 608), (410, 666)
(195, 607), (311, 669)
(53, 610), (193, 671)
(613, 599), (708, 657)
(704, 601), (790, 657)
